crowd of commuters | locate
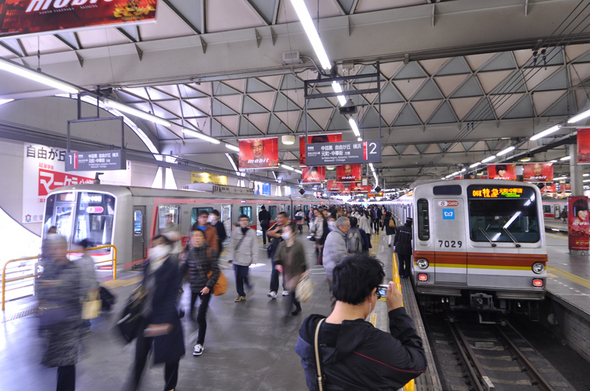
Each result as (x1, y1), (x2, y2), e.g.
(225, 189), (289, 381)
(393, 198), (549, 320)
(37, 204), (422, 390)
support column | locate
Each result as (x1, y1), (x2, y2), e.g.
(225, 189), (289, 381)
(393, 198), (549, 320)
(570, 144), (583, 196)
(161, 166), (166, 189)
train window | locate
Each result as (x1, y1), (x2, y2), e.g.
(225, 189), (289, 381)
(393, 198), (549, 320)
(134, 210), (142, 236)
(543, 205), (551, 213)
(159, 206), (180, 231)
(269, 205), (277, 221)
(43, 192), (76, 239)
(239, 206), (252, 221)
(433, 185), (462, 195)
(417, 199), (430, 240)
(191, 207), (213, 227)
(467, 185), (540, 243)
(73, 192), (116, 247)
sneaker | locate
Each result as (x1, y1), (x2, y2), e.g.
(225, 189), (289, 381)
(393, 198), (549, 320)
(268, 291), (277, 299)
(282, 290), (290, 296)
(193, 344), (204, 356)
(234, 296), (246, 302)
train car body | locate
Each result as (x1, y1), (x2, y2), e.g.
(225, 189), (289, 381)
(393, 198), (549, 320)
(389, 180), (547, 311)
(42, 184), (329, 271)
(542, 197), (567, 219)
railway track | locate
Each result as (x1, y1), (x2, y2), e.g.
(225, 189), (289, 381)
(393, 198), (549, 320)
(426, 313), (574, 391)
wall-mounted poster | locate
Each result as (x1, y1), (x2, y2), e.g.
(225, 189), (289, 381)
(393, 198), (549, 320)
(239, 138), (279, 169)
(568, 196), (589, 251)
(522, 163), (553, 182)
(487, 164), (517, 180)
(299, 133), (342, 166)
(302, 166), (325, 183)
(578, 128), (590, 164)
(326, 180), (343, 192)
(336, 164), (361, 181)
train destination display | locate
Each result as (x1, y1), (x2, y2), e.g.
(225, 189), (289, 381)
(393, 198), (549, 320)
(305, 140), (381, 165)
(65, 150), (126, 171)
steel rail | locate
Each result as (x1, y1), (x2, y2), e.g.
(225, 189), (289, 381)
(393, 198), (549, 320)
(447, 321), (487, 391)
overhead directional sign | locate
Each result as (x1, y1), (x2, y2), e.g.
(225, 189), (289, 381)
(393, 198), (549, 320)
(305, 140), (382, 166)
(65, 150), (126, 171)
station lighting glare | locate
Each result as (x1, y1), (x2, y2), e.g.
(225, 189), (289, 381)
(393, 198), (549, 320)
(349, 118), (360, 137)
(583, 179), (590, 183)
(481, 155), (496, 163)
(520, 157), (532, 162)
(225, 143), (240, 152)
(331, 81), (347, 106)
(226, 153), (239, 173)
(182, 128), (220, 144)
(357, 137), (362, 142)
(549, 159), (557, 163)
(0, 57), (79, 94)
(530, 125), (561, 141)
(469, 162), (481, 168)
(103, 99), (172, 127)
(567, 108), (590, 124)
(0, 98), (14, 106)
(281, 164), (295, 171)
(497, 146), (515, 156)
(554, 176), (568, 181)
(584, 173), (590, 177)
(293, 169), (303, 174)
(290, 0), (331, 70)
(560, 156), (571, 161)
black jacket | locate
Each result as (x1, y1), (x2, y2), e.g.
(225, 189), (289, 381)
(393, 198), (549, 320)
(394, 223), (412, 255)
(179, 244), (220, 293)
(212, 220), (227, 244)
(259, 209), (271, 228)
(295, 309), (426, 390)
(384, 216), (397, 236)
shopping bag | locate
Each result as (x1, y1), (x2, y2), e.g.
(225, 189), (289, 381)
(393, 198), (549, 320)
(296, 276), (314, 303)
(82, 291), (101, 320)
(207, 270), (228, 296)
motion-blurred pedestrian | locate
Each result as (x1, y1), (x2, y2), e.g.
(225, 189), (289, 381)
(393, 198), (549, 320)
(227, 214), (258, 302)
(274, 223), (308, 316)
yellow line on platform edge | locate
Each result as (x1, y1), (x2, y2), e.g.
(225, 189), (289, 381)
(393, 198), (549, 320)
(547, 265), (590, 290)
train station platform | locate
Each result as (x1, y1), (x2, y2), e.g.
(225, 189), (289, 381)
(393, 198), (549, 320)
(0, 228), (428, 391)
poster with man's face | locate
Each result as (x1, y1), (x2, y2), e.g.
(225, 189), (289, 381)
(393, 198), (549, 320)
(327, 180), (343, 191)
(336, 164), (361, 181)
(302, 166), (325, 183)
(487, 164), (517, 180)
(299, 134), (342, 166)
(523, 163), (553, 182)
(239, 138), (279, 169)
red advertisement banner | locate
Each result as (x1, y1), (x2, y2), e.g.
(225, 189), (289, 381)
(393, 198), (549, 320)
(568, 196), (589, 251)
(299, 133), (342, 166)
(239, 138), (279, 169)
(326, 180), (343, 192)
(301, 166), (325, 183)
(0, 0), (158, 38)
(38, 168), (93, 196)
(577, 128), (590, 164)
(487, 164), (517, 180)
(336, 164), (361, 181)
(522, 163), (553, 182)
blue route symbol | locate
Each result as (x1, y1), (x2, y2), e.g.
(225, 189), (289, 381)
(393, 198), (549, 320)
(442, 209), (455, 220)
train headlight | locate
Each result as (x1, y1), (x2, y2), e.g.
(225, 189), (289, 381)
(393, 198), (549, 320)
(532, 262), (545, 274)
(417, 258), (429, 269)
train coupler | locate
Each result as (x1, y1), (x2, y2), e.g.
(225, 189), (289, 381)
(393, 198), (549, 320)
(470, 293), (494, 310)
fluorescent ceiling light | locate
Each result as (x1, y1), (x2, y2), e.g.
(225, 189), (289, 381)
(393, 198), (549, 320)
(357, 137), (362, 142)
(225, 143), (240, 152)
(290, 0), (331, 70)
(281, 164), (295, 171)
(584, 173), (590, 177)
(530, 125), (561, 141)
(568, 108), (590, 124)
(554, 176), (568, 181)
(549, 159), (557, 163)
(182, 128), (220, 144)
(497, 146), (515, 156)
(584, 179), (590, 183)
(104, 99), (171, 127)
(293, 169), (302, 174)
(0, 98), (14, 106)
(226, 153), (238, 172)
(0, 58), (78, 94)
(331, 81), (347, 106)
(481, 155), (496, 163)
(469, 162), (481, 168)
(349, 118), (360, 137)
(520, 157), (532, 162)
(560, 156), (571, 161)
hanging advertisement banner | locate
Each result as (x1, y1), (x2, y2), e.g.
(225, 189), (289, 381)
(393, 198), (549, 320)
(522, 163), (553, 182)
(190, 171), (228, 185)
(326, 180), (342, 192)
(299, 133), (342, 166)
(487, 164), (517, 180)
(577, 128), (590, 164)
(568, 196), (589, 251)
(238, 138), (279, 169)
(0, 0), (158, 38)
(22, 143), (130, 224)
(301, 166), (325, 183)
(336, 164), (362, 181)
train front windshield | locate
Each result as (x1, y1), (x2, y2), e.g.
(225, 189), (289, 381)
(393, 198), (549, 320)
(44, 192), (116, 247)
(468, 185), (540, 243)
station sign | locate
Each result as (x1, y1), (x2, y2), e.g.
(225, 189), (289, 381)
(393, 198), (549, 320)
(65, 150), (126, 171)
(305, 140), (382, 166)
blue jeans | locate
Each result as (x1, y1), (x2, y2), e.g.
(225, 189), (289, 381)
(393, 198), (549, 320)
(233, 264), (250, 297)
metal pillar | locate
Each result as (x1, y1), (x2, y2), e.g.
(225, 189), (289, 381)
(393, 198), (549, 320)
(569, 143), (583, 196)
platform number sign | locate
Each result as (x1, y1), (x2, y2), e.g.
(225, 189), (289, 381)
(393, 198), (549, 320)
(442, 209), (455, 220)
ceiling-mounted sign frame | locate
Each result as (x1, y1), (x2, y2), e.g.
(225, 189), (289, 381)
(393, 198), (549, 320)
(305, 140), (382, 165)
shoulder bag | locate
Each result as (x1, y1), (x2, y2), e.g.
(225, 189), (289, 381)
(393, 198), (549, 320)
(206, 247), (227, 296)
(116, 286), (146, 343)
(389, 218), (396, 229)
(314, 318), (326, 391)
(296, 275), (314, 303)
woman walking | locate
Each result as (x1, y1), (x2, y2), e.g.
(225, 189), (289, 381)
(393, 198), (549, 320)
(274, 223), (308, 316)
(180, 228), (220, 356)
(384, 211), (397, 247)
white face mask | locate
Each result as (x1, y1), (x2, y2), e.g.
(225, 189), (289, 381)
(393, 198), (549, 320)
(208, 215), (217, 223)
(282, 232), (291, 240)
(328, 221), (335, 230)
(149, 244), (170, 262)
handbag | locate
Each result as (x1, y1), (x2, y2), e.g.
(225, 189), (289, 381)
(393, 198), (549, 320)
(207, 270), (228, 296)
(389, 218), (396, 228)
(116, 286), (145, 343)
(82, 291), (101, 320)
(314, 318), (326, 391)
(37, 301), (69, 327)
(295, 275), (314, 303)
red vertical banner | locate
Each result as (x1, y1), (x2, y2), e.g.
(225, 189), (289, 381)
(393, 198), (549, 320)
(522, 163), (553, 182)
(336, 164), (361, 181)
(486, 164), (517, 180)
(568, 196), (589, 251)
(299, 134), (342, 166)
(301, 166), (325, 183)
(577, 128), (590, 164)
(238, 138), (279, 169)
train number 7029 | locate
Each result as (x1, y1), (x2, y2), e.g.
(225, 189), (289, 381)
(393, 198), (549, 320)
(438, 240), (462, 248)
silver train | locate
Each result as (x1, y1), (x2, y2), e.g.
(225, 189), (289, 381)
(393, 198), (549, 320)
(42, 184), (329, 270)
(387, 179), (547, 312)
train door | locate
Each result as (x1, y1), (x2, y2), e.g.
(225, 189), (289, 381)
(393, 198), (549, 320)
(132, 206), (146, 261)
(554, 205), (561, 219)
(432, 198), (467, 284)
(222, 204), (232, 237)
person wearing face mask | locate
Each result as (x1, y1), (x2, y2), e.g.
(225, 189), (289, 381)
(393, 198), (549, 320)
(191, 211), (219, 253)
(273, 223), (308, 316)
(208, 209), (227, 255)
(227, 215), (259, 302)
(295, 254), (427, 390)
(322, 217), (350, 310)
(128, 235), (185, 391)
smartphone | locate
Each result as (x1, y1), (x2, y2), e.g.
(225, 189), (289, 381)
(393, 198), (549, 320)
(377, 284), (388, 300)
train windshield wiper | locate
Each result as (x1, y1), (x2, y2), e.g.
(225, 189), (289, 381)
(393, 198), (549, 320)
(479, 227), (497, 247)
(502, 228), (521, 247)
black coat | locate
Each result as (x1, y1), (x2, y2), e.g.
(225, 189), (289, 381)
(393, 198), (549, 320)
(259, 209), (271, 228)
(179, 244), (220, 293)
(212, 220), (227, 244)
(384, 216), (397, 236)
(142, 256), (185, 364)
(394, 223), (413, 255)
(295, 309), (427, 390)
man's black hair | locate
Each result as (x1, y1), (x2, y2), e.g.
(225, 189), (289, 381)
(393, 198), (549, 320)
(349, 216), (358, 227)
(239, 214), (250, 220)
(261, 205), (266, 210)
(278, 211), (288, 218)
(211, 209), (220, 217)
(190, 227), (205, 235)
(496, 164), (507, 171)
(199, 210), (209, 217)
(332, 254), (385, 305)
